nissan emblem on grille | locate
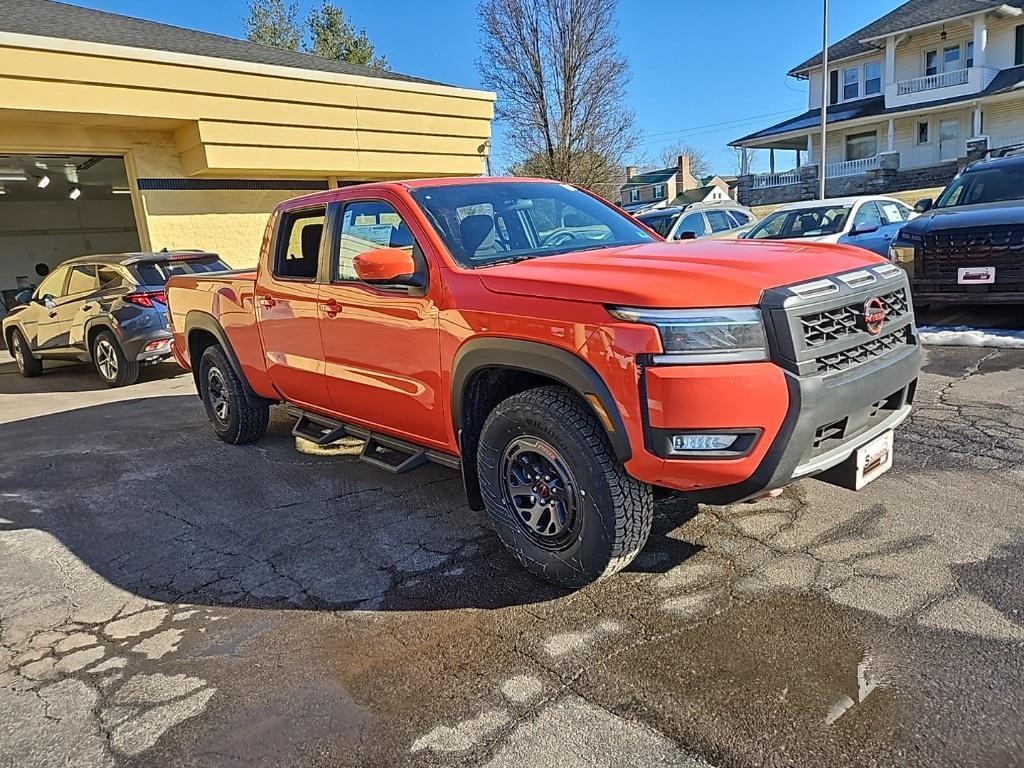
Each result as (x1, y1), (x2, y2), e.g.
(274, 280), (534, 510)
(861, 297), (886, 336)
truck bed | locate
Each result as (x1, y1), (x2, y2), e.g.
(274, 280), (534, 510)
(165, 270), (271, 392)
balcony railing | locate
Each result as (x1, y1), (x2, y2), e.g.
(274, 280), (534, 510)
(896, 68), (969, 96)
(826, 155), (879, 179)
(750, 171), (800, 189)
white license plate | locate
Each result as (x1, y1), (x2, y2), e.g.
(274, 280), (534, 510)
(958, 266), (995, 284)
(855, 431), (894, 490)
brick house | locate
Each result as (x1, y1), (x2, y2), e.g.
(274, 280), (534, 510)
(619, 156), (731, 212)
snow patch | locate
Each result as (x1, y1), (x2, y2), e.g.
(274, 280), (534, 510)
(919, 325), (1024, 349)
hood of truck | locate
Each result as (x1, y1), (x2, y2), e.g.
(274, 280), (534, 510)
(478, 239), (884, 308)
(900, 199), (1024, 235)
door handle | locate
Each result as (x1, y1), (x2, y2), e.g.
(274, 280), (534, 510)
(48, 312), (57, 318)
(323, 298), (342, 318)
(258, 295), (276, 310)
(83, 304), (93, 311)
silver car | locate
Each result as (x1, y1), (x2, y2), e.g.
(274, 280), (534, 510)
(636, 201), (758, 242)
(2, 251), (229, 386)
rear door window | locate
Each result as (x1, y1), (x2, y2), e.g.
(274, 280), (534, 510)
(273, 208), (327, 280)
(705, 210), (735, 233)
(728, 210), (751, 226)
(853, 202), (884, 230)
(65, 265), (98, 296)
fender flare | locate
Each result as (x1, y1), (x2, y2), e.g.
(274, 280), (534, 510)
(183, 311), (268, 405)
(450, 337), (631, 463)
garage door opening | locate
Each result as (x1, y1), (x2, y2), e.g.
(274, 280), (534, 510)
(0, 154), (140, 338)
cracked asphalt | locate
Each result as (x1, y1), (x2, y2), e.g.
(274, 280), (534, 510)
(1, 342), (1023, 768)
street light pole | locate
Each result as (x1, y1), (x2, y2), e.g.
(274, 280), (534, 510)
(820, 0), (829, 200)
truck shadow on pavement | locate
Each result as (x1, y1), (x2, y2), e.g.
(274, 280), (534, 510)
(0, 395), (701, 614)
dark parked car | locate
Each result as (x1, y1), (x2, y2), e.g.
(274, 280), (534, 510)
(891, 149), (1024, 304)
(2, 251), (229, 386)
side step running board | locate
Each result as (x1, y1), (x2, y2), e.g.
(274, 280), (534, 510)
(287, 407), (460, 474)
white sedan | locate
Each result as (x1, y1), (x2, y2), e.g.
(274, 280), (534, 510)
(741, 195), (916, 258)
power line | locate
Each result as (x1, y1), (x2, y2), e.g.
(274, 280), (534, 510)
(638, 108), (800, 143)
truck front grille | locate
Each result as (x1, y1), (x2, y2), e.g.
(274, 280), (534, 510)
(762, 266), (917, 378)
(920, 226), (1024, 281)
(800, 288), (909, 348)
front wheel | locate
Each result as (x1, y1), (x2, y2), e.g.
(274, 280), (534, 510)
(10, 328), (43, 378)
(477, 386), (653, 588)
(198, 346), (269, 444)
(91, 330), (139, 387)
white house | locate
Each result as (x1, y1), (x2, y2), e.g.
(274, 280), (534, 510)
(732, 0), (1024, 205)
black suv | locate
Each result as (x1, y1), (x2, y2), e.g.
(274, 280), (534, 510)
(891, 150), (1024, 305)
(3, 251), (228, 386)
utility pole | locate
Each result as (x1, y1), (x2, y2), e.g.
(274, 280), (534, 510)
(820, 0), (829, 200)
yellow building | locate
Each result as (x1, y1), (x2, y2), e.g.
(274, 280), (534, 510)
(0, 0), (495, 305)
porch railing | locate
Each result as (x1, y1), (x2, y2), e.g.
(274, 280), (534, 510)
(826, 155), (879, 178)
(896, 68), (969, 96)
(750, 171), (800, 189)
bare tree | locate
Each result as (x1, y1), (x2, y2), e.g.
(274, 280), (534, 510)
(478, 0), (637, 193)
(657, 141), (711, 178)
(731, 146), (758, 176)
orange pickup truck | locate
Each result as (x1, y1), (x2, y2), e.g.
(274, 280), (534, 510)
(166, 178), (921, 587)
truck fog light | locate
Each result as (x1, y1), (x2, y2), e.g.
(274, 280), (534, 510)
(671, 434), (738, 452)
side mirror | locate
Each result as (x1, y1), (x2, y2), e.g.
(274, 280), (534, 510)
(41, 295), (57, 310)
(676, 230), (698, 241)
(850, 223), (880, 236)
(353, 247), (420, 286)
(14, 290), (32, 306)
(914, 198), (933, 213)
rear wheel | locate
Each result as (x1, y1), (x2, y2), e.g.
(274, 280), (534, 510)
(199, 346), (269, 444)
(10, 329), (43, 378)
(477, 385), (653, 588)
(91, 330), (139, 387)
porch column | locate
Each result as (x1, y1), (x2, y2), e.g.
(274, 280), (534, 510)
(796, 149), (802, 169)
(740, 148), (750, 176)
(887, 118), (895, 152)
(769, 149), (776, 174)
(807, 133), (814, 163)
(973, 104), (983, 137)
(885, 36), (896, 89)
(973, 14), (988, 69)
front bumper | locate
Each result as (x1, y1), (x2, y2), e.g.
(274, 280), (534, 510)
(626, 265), (921, 503)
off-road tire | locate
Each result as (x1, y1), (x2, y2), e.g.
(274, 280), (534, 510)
(477, 385), (653, 588)
(199, 345), (269, 445)
(10, 328), (43, 378)
(91, 330), (139, 387)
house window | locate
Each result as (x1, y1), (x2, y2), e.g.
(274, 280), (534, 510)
(864, 61), (882, 95)
(943, 45), (962, 71)
(842, 66), (860, 100)
(628, 189), (640, 203)
(917, 121), (930, 145)
(966, 40), (974, 68)
(845, 131), (878, 161)
(653, 184), (665, 199)
(1016, 25), (1024, 66)
(925, 50), (939, 76)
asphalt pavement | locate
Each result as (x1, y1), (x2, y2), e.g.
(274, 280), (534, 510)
(1, 342), (1023, 768)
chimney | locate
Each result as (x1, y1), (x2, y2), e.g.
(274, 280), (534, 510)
(677, 154), (696, 191)
(625, 165), (636, 180)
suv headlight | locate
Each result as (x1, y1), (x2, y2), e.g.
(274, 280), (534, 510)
(890, 244), (916, 264)
(608, 307), (768, 363)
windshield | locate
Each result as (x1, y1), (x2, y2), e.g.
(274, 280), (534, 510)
(134, 256), (230, 286)
(636, 211), (679, 237)
(936, 164), (1024, 207)
(745, 205), (851, 240)
(409, 181), (655, 267)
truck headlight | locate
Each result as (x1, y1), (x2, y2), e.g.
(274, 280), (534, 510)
(890, 244), (916, 264)
(608, 307), (768, 363)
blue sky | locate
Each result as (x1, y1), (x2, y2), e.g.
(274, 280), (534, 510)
(68, 0), (901, 175)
